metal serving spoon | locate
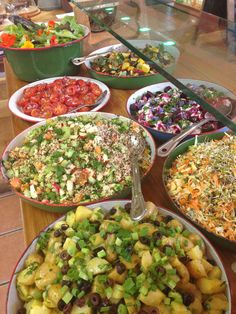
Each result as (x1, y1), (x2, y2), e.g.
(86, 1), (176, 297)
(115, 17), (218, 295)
(8, 15), (43, 30)
(67, 90), (108, 114)
(130, 135), (147, 221)
(72, 52), (111, 66)
(157, 100), (232, 157)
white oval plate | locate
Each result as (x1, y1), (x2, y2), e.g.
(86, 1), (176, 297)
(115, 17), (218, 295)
(9, 76), (111, 123)
(6, 200), (231, 313)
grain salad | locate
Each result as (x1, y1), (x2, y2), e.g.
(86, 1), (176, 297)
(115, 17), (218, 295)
(165, 134), (236, 242)
(3, 116), (151, 204)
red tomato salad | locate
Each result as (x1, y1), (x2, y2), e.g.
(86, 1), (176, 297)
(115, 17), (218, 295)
(17, 77), (103, 118)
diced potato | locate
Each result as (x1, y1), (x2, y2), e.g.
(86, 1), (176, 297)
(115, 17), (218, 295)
(71, 304), (92, 314)
(75, 206), (92, 222)
(176, 235), (194, 251)
(201, 259), (214, 274)
(137, 223), (157, 236)
(170, 256), (189, 283)
(188, 297), (203, 314)
(43, 284), (62, 308)
(120, 254), (139, 269)
(187, 260), (207, 279)
(141, 251), (153, 272)
(111, 284), (124, 304)
(17, 264), (38, 286)
(139, 289), (165, 307)
(208, 266), (222, 279)
(122, 62), (130, 70)
(145, 201), (158, 218)
(176, 282), (202, 300)
(124, 296), (137, 314)
(25, 300), (52, 314)
(66, 211), (76, 227)
(187, 245), (203, 260)
(134, 241), (149, 253)
(167, 219), (183, 233)
(87, 257), (111, 275)
(141, 63), (150, 73)
(92, 276), (106, 297)
(25, 253), (44, 267)
(17, 283), (31, 301)
(90, 233), (104, 247)
(120, 217), (133, 230)
(196, 278), (226, 294)
(157, 303), (171, 314)
(204, 293), (228, 311)
(108, 268), (127, 284)
(202, 311), (224, 314)
(35, 262), (60, 290)
(170, 302), (191, 314)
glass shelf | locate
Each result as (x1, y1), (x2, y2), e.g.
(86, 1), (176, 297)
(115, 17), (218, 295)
(73, 0), (236, 132)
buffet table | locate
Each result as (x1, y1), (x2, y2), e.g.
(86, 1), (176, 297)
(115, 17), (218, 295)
(3, 7), (236, 311)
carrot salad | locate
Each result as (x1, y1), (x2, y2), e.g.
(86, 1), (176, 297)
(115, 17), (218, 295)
(166, 134), (236, 242)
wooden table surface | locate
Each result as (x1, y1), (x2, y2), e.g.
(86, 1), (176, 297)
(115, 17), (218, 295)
(3, 8), (236, 312)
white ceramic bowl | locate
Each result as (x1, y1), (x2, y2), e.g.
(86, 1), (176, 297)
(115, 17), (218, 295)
(9, 76), (111, 123)
(127, 79), (236, 141)
(6, 200), (231, 313)
(1, 112), (156, 212)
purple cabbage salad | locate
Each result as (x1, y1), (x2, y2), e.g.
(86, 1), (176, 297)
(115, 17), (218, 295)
(130, 84), (229, 134)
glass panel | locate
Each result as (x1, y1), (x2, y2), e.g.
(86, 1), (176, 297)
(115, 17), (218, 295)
(73, 0), (236, 132)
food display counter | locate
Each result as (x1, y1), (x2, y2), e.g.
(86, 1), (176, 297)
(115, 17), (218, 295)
(2, 0), (236, 312)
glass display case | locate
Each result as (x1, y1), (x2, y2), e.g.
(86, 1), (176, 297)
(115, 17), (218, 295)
(73, 0), (236, 132)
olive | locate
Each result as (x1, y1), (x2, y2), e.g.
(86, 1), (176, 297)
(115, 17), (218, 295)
(153, 220), (160, 227)
(116, 262), (126, 274)
(152, 231), (162, 242)
(89, 293), (101, 307)
(164, 86), (172, 93)
(108, 304), (118, 314)
(156, 266), (166, 275)
(162, 286), (171, 295)
(17, 309), (26, 314)
(182, 293), (195, 306)
(91, 221), (100, 231)
(60, 250), (71, 261)
(61, 234), (67, 244)
(61, 223), (69, 230)
(109, 207), (117, 215)
(58, 299), (66, 311)
(101, 297), (111, 306)
(75, 296), (86, 307)
(62, 280), (72, 287)
(61, 263), (69, 275)
(63, 302), (73, 313)
(140, 236), (150, 245)
(179, 256), (191, 265)
(106, 278), (114, 287)
(124, 203), (131, 212)
(138, 310), (147, 314)
(79, 280), (92, 293)
(54, 229), (62, 237)
(164, 215), (173, 223)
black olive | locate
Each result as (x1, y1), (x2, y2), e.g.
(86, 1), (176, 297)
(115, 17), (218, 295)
(179, 256), (191, 265)
(116, 262), (126, 274)
(153, 220), (160, 227)
(101, 297), (111, 306)
(91, 221), (100, 231)
(54, 229), (62, 237)
(90, 293), (101, 307)
(140, 236), (150, 245)
(164, 215), (173, 223)
(109, 207), (117, 215)
(61, 264), (69, 275)
(78, 280), (92, 293)
(61, 234), (67, 244)
(75, 297), (86, 307)
(60, 250), (71, 261)
(152, 231), (162, 242)
(58, 299), (66, 311)
(108, 304), (118, 314)
(162, 286), (171, 295)
(156, 266), (166, 275)
(182, 293), (195, 306)
(61, 223), (69, 230)
(106, 278), (114, 287)
(62, 280), (72, 287)
(138, 310), (147, 314)
(164, 86), (172, 93)
(63, 302), (73, 313)
(124, 203), (131, 212)
(17, 309), (26, 314)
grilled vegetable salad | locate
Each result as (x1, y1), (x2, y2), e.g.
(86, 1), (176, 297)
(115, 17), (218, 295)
(166, 134), (236, 242)
(3, 116), (151, 204)
(0, 16), (85, 48)
(130, 84), (231, 134)
(90, 44), (174, 77)
(16, 202), (228, 314)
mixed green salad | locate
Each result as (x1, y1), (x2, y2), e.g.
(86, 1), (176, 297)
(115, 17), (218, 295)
(0, 16), (85, 48)
(3, 116), (151, 204)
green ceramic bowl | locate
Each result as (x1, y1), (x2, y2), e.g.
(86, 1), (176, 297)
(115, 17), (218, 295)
(2, 25), (90, 82)
(163, 132), (236, 251)
(85, 40), (180, 90)
(1, 112), (156, 213)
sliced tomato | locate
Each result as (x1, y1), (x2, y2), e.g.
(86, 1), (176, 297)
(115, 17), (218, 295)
(79, 85), (89, 95)
(30, 95), (41, 104)
(23, 103), (39, 115)
(53, 104), (67, 116)
(77, 79), (86, 87)
(17, 97), (28, 107)
(40, 110), (53, 119)
(31, 109), (42, 117)
(49, 93), (59, 104)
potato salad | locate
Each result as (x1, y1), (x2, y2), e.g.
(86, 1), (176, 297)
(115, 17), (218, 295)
(3, 116), (151, 204)
(16, 202), (228, 314)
